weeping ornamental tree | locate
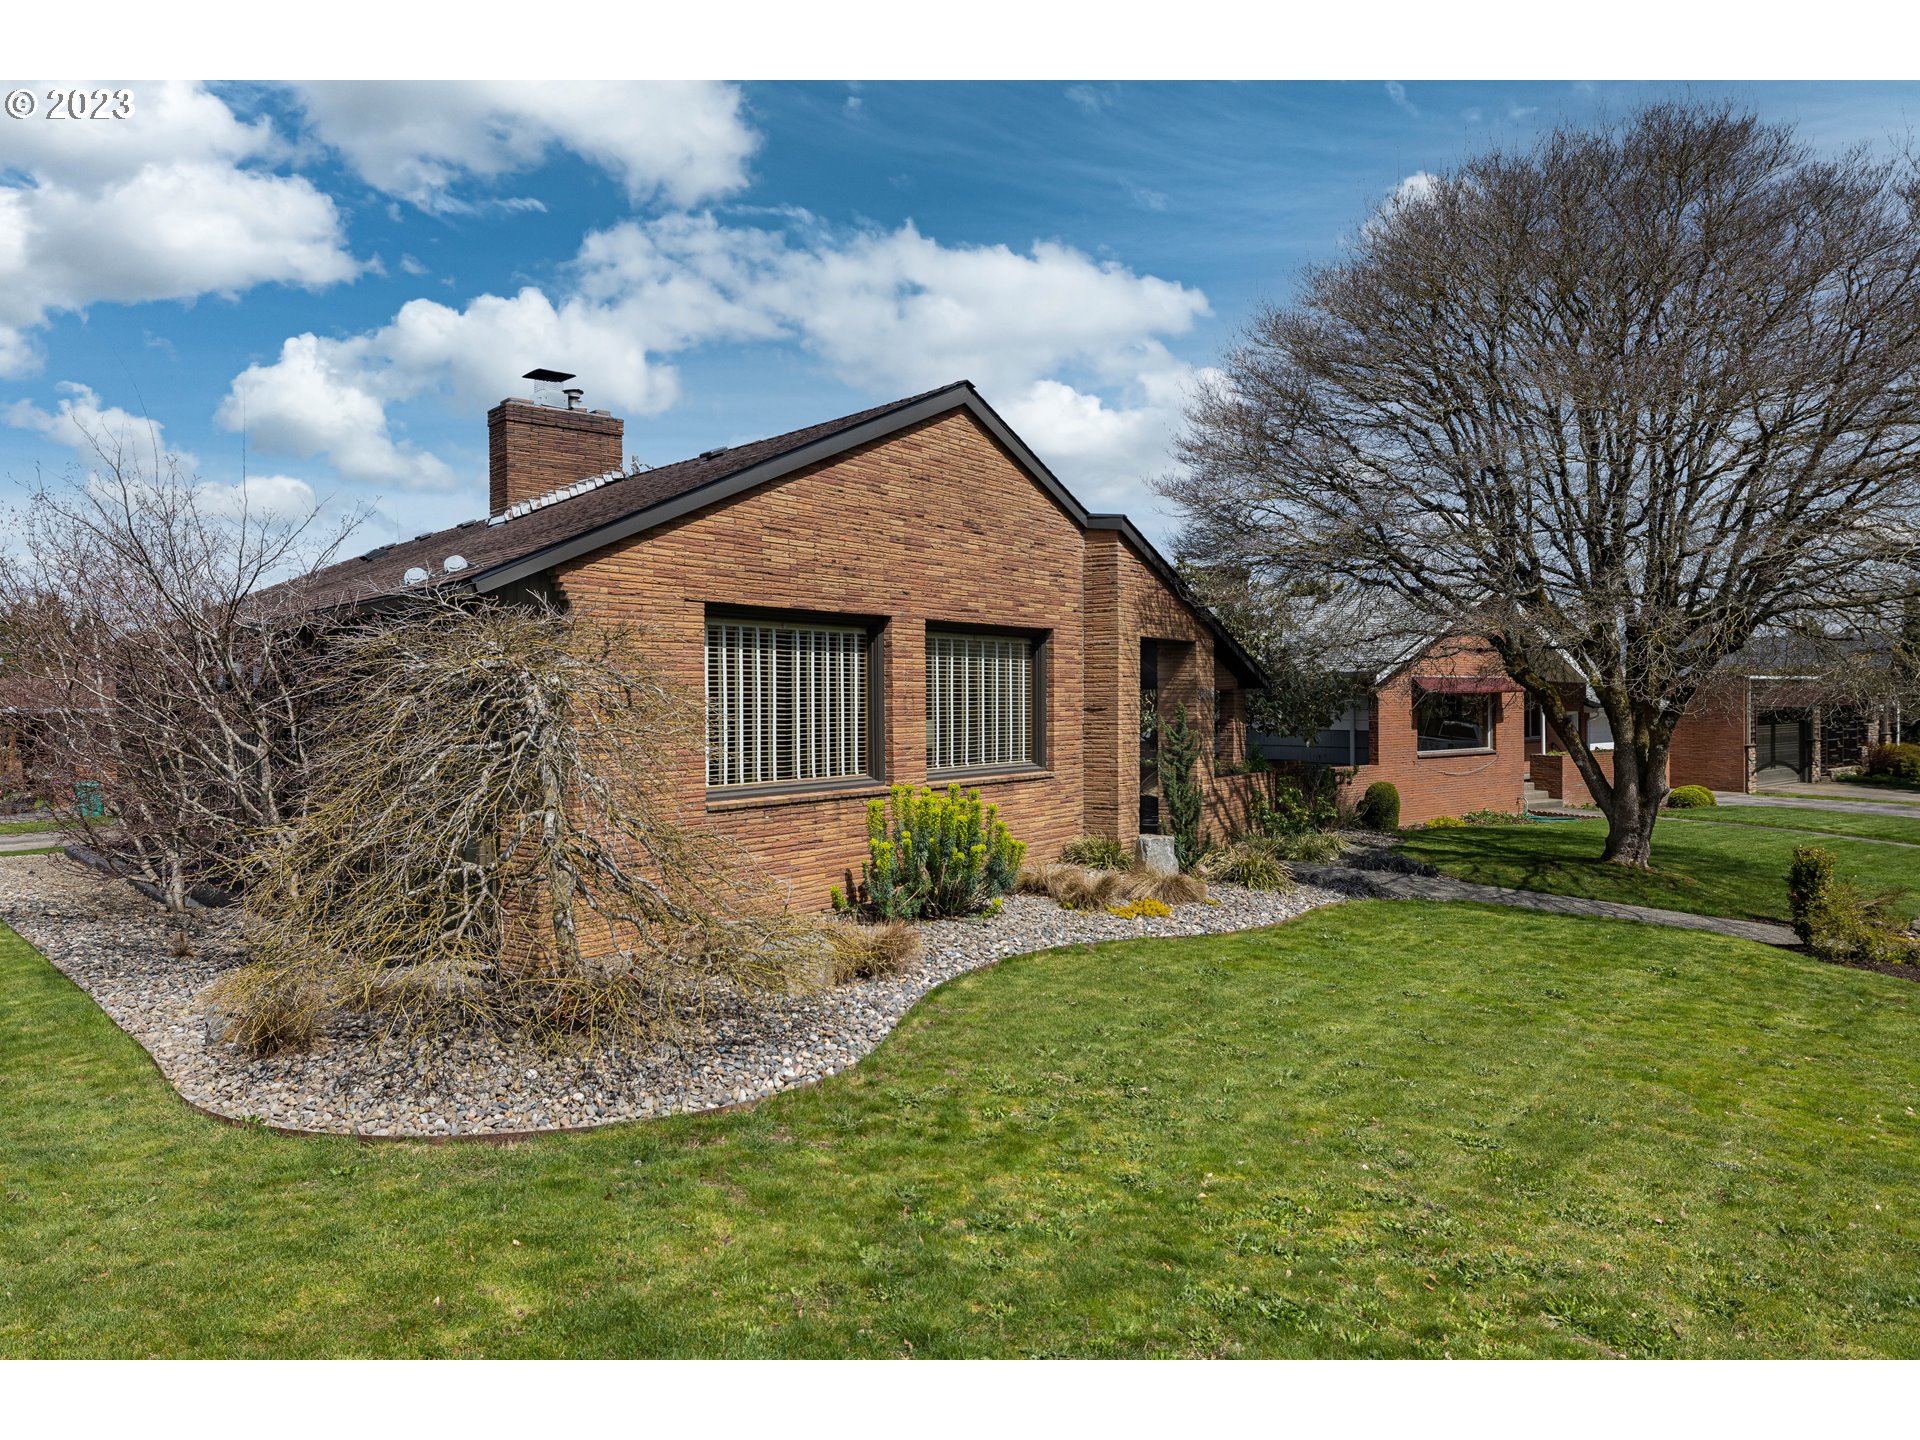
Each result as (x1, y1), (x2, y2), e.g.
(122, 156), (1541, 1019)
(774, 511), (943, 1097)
(219, 599), (806, 1048)
(1165, 104), (1920, 866)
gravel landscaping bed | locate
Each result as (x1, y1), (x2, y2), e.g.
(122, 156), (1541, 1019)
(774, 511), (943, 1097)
(0, 853), (1342, 1139)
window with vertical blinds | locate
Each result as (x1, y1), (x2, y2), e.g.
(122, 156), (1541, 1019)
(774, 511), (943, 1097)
(705, 619), (869, 788)
(925, 631), (1034, 773)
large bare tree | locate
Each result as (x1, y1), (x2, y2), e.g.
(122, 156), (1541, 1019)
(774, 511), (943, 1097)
(0, 423), (356, 911)
(1166, 103), (1920, 865)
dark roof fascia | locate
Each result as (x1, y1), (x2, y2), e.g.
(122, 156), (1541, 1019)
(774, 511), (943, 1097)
(468, 382), (1094, 596)
(1083, 514), (1268, 688)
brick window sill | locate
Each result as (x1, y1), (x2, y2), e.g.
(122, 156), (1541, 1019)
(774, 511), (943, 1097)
(706, 780), (891, 813)
(927, 767), (1053, 788)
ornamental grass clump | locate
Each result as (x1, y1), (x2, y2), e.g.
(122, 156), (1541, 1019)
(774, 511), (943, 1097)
(859, 783), (1027, 920)
(1122, 866), (1209, 907)
(1198, 842), (1296, 891)
(1058, 835), (1131, 871)
(818, 919), (923, 984)
(1017, 862), (1127, 912)
(1259, 831), (1348, 864)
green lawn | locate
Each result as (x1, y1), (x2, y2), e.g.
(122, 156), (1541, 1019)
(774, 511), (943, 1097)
(1664, 805), (1920, 847)
(1400, 817), (1920, 924)
(5, 903), (1920, 1358)
(0, 817), (58, 836)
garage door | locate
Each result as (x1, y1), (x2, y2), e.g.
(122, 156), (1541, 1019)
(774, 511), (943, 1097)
(1754, 717), (1807, 784)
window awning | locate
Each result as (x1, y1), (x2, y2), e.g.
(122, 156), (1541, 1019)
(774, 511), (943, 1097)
(1412, 675), (1522, 695)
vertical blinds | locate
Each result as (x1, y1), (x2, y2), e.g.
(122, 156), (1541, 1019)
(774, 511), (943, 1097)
(926, 631), (1033, 772)
(705, 620), (867, 787)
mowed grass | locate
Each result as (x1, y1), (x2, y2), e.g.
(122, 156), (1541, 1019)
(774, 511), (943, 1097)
(1665, 805), (1920, 847)
(0, 817), (59, 836)
(6, 904), (1920, 1358)
(1400, 817), (1920, 924)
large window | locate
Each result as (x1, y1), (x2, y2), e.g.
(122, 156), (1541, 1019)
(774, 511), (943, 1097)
(1414, 691), (1495, 753)
(926, 630), (1035, 773)
(705, 618), (869, 788)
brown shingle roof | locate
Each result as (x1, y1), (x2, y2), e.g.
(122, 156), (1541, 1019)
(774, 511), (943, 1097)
(301, 382), (968, 610)
(290, 379), (1268, 686)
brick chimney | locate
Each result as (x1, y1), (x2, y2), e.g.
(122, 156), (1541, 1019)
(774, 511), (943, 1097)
(487, 398), (624, 517)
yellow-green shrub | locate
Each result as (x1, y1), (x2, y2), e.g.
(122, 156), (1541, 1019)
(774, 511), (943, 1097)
(1108, 897), (1173, 919)
(859, 784), (1026, 920)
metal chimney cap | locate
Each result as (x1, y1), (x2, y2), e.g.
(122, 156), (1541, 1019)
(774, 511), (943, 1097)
(523, 368), (575, 384)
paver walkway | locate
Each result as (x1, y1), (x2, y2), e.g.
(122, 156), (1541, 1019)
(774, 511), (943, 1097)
(1716, 791), (1920, 821)
(1291, 862), (1800, 947)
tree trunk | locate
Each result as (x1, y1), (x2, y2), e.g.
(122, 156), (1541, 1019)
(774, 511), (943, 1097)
(1598, 739), (1665, 868)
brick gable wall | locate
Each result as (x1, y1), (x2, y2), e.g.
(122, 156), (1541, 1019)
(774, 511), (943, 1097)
(552, 409), (1098, 909)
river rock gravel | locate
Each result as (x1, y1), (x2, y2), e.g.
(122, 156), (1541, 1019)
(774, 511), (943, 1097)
(1, 853), (1342, 1139)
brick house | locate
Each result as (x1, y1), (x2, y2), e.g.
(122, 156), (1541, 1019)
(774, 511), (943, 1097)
(1510, 655), (1900, 804)
(1669, 668), (1902, 791)
(304, 380), (1269, 908)
(1253, 632), (1530, 825)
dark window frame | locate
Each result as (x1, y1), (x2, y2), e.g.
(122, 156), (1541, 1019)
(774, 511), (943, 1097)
(1414, 690), (1498, 755)
(703, 603), (889, 797)
(924, 621), (1049, 780)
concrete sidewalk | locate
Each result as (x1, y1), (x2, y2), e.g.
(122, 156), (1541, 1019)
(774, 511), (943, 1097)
(1292, 862), (1800, 947)
(1716, 791), (1920, 820)
(0, 828), (65, 854)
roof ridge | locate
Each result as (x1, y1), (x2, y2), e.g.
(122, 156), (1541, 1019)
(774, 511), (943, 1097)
(486, 466), (626, 526)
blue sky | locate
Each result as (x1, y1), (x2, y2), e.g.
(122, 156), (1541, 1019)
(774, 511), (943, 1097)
(4, 79), (1918, 550)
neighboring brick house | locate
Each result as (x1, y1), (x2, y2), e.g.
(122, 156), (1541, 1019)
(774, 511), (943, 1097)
(1670, 667), (1900, 791)
(302, 380), (1265, 908)
(1255, 632), (1529, 825)
(1516, 656), (1898, 803)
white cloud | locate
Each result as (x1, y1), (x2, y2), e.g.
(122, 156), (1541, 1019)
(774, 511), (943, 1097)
(224, 214), (1212, 513)
(1392, 171), (1439, 205)
(294, 81), (758, 212)
(997, 355), (1219, 513)
(6, 380), (320, 521)
(1125, 180), (1170, 212)
(0, 81), (358, 376)
(220, 334), (456, 491)
(1065, 84), (1115, 115)
(1386, 80), (1417, 117)
(4, 380), (182, 469)
(191, 472), (319, 520)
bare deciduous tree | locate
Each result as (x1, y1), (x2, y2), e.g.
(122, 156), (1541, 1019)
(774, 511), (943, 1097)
(0, 424), (356, 912)
(217, 598), (815, 1050)
(1166, 103), (1920, 865)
